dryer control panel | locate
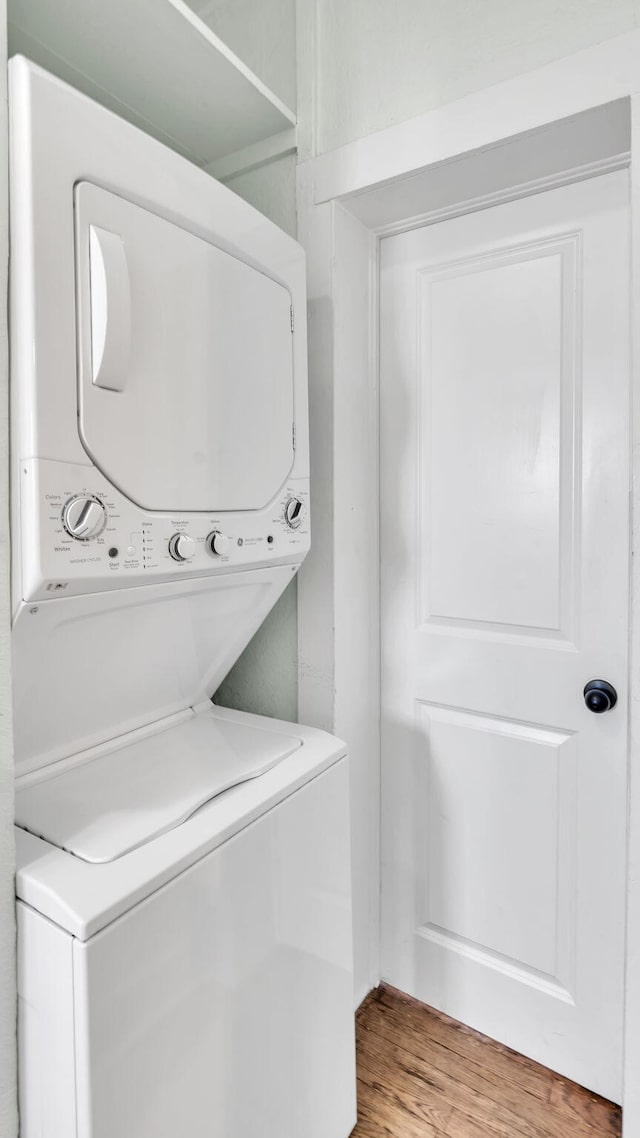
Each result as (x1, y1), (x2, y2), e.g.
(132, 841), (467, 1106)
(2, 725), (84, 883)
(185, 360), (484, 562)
(20, 460), (310, 602)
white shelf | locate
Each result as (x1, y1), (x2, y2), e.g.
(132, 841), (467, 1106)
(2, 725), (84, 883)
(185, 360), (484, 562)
(8, 0), (297, 169)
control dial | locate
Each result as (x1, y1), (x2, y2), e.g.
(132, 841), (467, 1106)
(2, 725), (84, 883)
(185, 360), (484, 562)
(62, 496), (107, 541)
(207, 531), (231, 557)
(168, 533), (195, 562)
(284, 496), (305, 530)
(584, 679), (618, 714)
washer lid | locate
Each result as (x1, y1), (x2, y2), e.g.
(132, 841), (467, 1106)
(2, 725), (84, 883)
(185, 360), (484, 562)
(15, 708), (302, 863)
(75, 181), (295, 513)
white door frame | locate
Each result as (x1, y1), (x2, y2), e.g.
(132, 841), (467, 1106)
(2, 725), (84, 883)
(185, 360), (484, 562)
(297, 28), (640, 1133)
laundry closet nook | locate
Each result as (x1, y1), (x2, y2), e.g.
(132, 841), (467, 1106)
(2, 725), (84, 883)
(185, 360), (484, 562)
(3, 4), (640, 1138)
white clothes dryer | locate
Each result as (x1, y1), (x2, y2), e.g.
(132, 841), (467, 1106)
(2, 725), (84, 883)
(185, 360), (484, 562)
(10, 57), (356, 1138)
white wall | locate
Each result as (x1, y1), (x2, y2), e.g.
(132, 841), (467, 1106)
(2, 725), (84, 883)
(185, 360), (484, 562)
(0, 4), (16, 1133)
(299, 0), (640, 156)
(225, 152), (297, 233)
(186, 0), (296, 110)
(204, 15), (301, 723)
(214, 158), (299, 721)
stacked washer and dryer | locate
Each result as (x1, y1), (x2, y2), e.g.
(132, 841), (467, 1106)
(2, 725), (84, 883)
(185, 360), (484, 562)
(10, 57), (356, 1138)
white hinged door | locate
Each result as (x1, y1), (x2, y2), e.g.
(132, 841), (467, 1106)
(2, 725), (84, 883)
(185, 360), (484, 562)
(380, 171), (630, 1101)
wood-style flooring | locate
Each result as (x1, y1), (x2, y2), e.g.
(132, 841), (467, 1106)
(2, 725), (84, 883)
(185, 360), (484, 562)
(352, 985), (622, 1138)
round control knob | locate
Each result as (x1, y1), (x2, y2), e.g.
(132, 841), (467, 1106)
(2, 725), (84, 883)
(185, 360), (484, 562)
(168, 533), (195, 562)
(207, 531), (231, 557)
(62, 495), (107, 540)
(584, 679), (618, 714)
(284, 496), (305, 530)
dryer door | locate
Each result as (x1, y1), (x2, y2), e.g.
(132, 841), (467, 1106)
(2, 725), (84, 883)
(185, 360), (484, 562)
(74, 183), (295, 513)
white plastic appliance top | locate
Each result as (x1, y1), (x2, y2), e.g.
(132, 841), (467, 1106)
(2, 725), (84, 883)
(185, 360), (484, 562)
(15, 706), (301, 863)
(15, 705), (347, 942)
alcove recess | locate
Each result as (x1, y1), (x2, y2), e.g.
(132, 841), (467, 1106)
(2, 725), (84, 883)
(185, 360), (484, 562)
(8, 0), (297, 181)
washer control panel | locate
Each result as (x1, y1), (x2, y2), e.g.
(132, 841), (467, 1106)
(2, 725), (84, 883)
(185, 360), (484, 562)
(20, 459), (310, 601)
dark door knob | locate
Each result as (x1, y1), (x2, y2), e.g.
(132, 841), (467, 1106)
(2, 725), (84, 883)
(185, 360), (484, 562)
(584, 679), (617, 713)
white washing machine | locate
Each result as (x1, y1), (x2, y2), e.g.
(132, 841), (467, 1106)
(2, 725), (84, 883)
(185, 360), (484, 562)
(10, 57), (356, 1138)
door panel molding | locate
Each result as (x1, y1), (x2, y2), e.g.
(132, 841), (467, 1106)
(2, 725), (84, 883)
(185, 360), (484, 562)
(415, 926), (576, 1005)
(415, 231), (581, 641)
(414, 701), (578, 1000)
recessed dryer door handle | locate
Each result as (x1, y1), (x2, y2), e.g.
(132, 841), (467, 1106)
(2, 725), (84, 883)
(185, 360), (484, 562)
(89, 225), (131, 392)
